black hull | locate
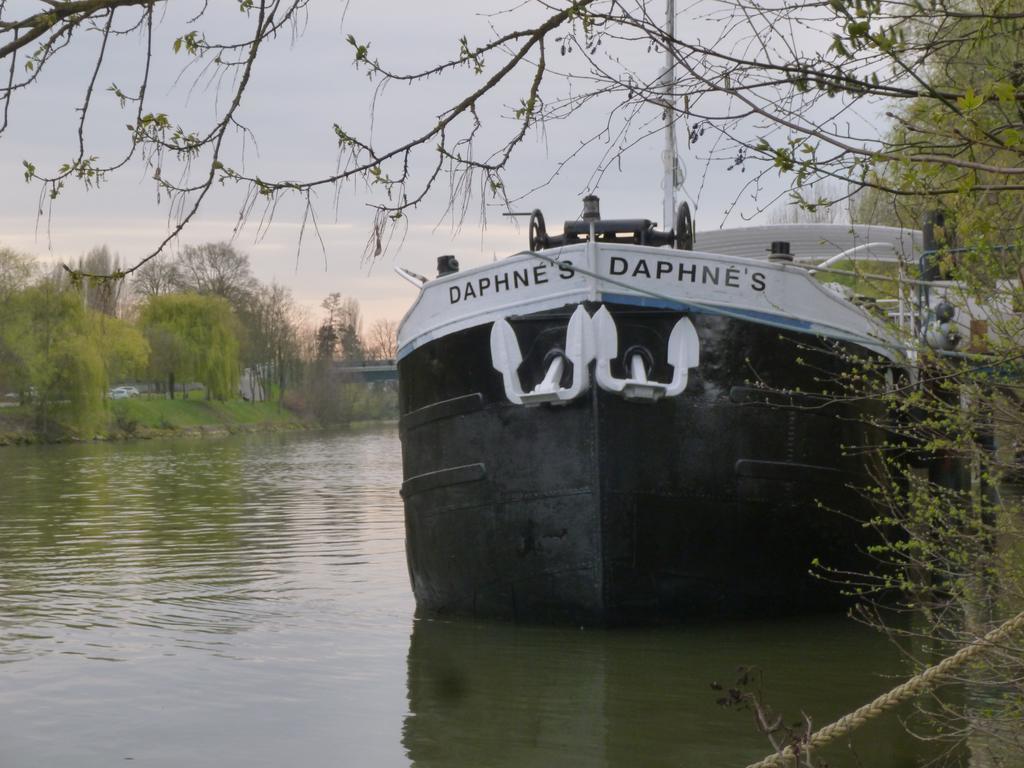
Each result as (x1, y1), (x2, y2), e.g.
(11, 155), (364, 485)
(399, 304), (889, 624)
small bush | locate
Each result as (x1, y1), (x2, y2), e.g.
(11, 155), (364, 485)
(114, 410), (139, 436)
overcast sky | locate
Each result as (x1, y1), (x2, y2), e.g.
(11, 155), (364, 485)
(0, 1), (877, 325)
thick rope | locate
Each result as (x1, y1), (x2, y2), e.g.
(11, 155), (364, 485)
(745, 610), (1024, 768)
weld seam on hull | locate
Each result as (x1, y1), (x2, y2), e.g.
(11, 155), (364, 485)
(401, 463), (487, 497)
(406, 487), (593, 517)
(498, 487), (592, 503)
(400, 393), (484, 431)
(734, 459), (853, 481)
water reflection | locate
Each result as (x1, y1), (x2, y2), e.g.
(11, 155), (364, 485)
(1, 427), (944, 767)
(404, 616), (935, 767)
(1, 428), (416, 767)
(0, 428), (410, 662)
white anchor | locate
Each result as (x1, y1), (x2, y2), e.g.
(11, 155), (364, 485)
(491, 304), (700, 405)
(593, 305), (699, 402)
(490, 304), (593, 405)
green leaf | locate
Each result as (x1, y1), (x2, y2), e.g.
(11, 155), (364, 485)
(956, 87), (983, 111)
(992, 80), (1016, 106)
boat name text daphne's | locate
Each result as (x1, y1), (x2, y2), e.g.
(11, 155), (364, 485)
(448, 255), (768, 305)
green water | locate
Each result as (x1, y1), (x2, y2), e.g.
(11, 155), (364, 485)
(0, 427), (936, 767)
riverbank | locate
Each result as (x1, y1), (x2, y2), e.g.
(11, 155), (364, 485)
(0, 397), (314, 446)
(0, 382), (399, 446)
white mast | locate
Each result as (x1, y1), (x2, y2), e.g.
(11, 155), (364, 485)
(661, 0), (678, 230)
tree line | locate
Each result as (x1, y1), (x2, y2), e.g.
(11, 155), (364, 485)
(0, 242), (399, 437)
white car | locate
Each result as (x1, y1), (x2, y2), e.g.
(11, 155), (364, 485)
(108, 386), (140, 400)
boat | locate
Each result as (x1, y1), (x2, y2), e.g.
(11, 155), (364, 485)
(394, 199), (920, 624)
(393, 0), (926, 624)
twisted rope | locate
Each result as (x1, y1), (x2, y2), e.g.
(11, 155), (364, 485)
(745, 610), (1024, 768)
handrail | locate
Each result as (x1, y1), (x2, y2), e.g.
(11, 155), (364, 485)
(808, 242), (898, 274)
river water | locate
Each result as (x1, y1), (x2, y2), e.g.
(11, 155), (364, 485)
(0, 427), (935, 767)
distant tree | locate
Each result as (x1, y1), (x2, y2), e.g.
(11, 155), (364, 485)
(244, 282), (301, 401)
(139, 293), (240, 400)
(0, 247), (37, 299)
(320, 292), (343, 322)
(142, 323), (185, 399)
(320, 293), (364, 361)
(89, 313), (149, 386)
(364, 318), (398, 361)
(172, 243), (259, 370)
(336, 304), (364, 361)
(318, 293), (342, 360)
(175, 242), (257, 308)
(314, 321), (338, 361)
(68, 246), (123, 317)
(131, 254), (182, 300)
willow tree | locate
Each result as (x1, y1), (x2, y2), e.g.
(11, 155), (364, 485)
(1, 261), (146, 433)
(2, 280), (107, 436)
(0, 247), (37, 299)
(139, 293), (240, 400)
(0, 248), (37, 394)
(90, 312), (149, 386)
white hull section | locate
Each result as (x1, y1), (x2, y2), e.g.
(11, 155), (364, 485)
(397, 242), (903, 362)
(695, 223), (921, 263)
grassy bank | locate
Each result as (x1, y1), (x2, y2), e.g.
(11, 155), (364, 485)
(110, 396), (307, 435)
(0, 379), (398, 446)
(0, 394), (311, 445)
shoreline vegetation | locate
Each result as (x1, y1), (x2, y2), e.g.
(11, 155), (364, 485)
(0, 387), (397, 447)
(0, 242), (401, 449)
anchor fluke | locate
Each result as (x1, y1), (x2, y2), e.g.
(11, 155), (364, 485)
(490, 304), (593, 406)
(593, 306), (699, 401)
